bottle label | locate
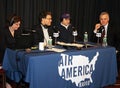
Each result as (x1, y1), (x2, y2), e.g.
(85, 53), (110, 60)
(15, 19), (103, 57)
(84, 33), (88, 43)
(102, 37), (107, 47)
(48, 37), (52, 49)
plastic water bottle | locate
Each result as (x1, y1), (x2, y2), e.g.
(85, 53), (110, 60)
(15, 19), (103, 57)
(102, 35), (107, 47)
(48, 36), (52, 49)
(84, 32), (88, 43)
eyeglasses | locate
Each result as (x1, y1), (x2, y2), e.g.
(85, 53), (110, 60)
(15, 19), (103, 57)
(45, 18), (52, 20)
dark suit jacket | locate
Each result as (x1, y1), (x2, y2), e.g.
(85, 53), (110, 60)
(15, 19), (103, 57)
(91, 24), (120, 50)
(33, 25), (54, 45)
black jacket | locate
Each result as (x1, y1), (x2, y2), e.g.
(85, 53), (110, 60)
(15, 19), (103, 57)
(91, 24), (120, 50)
(0, 27), (21, 63)
(33, 25), (54, 45)
(56, 23), (75, 43)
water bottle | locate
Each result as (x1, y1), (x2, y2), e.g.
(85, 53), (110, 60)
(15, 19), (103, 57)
(84, 32), (88, 43)
(48, 36), (52, 49)
(102, 35), (107, 47)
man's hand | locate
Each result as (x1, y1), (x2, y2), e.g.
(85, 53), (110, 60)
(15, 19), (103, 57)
(94, 23), (101, 33)
(95, 23), (101, 30)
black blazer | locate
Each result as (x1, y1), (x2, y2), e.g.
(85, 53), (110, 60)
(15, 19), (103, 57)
(91, 24), (120, 50)
(33, 25), (54, 45)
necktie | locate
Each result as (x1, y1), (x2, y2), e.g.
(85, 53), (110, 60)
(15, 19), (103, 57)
(101, 26), (105, 43)
(101, 28), (105, 38)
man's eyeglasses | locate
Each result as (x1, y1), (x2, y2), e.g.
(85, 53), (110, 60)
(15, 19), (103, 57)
(45, 18), (52, 20)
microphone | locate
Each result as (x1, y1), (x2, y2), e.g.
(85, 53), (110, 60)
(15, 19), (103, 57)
(72, 27), (78, 43)
(20, 26), (36, 34)
(72, 26), (76, 31)
(52, 26), (60, 33)
(100, 26), (104, 29)
(96, 26), (105, 45)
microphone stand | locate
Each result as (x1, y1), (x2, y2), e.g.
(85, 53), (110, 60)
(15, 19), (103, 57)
(96, 32), (101, 46)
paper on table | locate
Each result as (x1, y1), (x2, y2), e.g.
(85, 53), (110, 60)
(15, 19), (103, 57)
(56, 42), (84, 48)
(46, 47), (66, 52)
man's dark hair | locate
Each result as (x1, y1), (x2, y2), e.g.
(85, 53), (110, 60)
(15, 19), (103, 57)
(39, 11), (52, 23)
(60, 13), (70, 22)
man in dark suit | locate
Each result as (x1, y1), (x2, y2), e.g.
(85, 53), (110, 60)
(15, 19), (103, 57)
(33, 11), (54, 46)
(92, 12), (120, 73)
(92, 12), (119, 49)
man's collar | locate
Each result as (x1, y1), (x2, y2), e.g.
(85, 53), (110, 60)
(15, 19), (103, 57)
(104, 23), (108, 30)
(41, 24), (48, 29)
(60, 23), (69, 29)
